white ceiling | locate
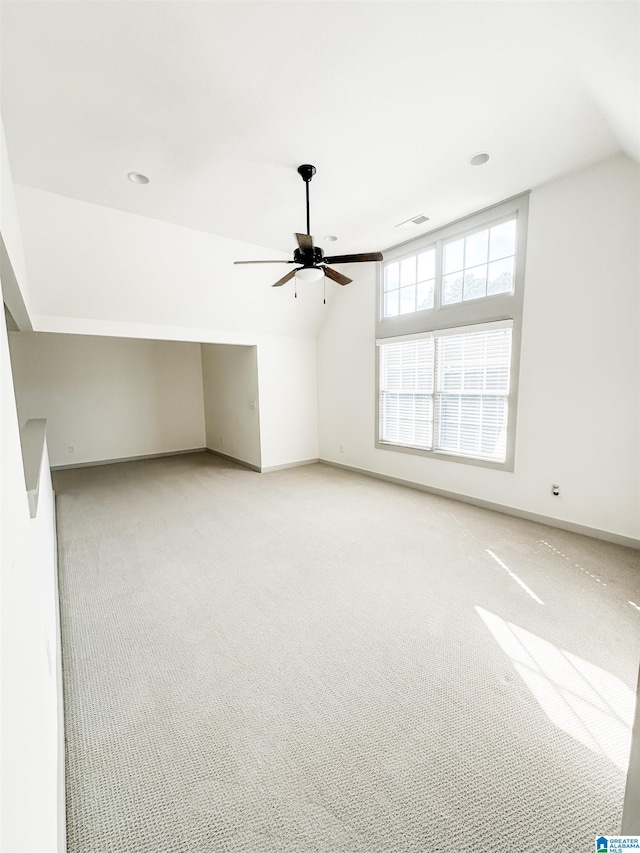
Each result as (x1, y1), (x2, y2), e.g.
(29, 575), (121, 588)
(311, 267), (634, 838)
(1, 1), (638, 257)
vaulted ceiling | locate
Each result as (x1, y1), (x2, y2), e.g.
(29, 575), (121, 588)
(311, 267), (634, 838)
(2, 1), (638, 260)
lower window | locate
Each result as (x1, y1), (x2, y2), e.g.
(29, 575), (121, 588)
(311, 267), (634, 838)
(378, 323), (512, 464)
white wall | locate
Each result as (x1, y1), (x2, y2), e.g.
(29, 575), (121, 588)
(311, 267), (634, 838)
(257, 336), (318, 470)
(317, 154), (640, 541)
(14, 185), (332, 340)
(8, 332), (206, 467)
(1, 111), (63, 851)
(7, 178), (333, 476)
(1, 312), (61, 852)
(201, 343), (261, 469)
(0, 116), (32, 328)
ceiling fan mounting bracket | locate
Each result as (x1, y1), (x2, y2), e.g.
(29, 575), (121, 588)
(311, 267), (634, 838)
(297, 164), (316, 183)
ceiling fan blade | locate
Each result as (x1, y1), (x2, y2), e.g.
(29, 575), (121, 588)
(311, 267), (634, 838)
(323, 266), (352, 286)
(295, 233), (314, 252)
(234, 260), (294, 265)
(271, 269), (298, 288)
(323, 252), (383, 264)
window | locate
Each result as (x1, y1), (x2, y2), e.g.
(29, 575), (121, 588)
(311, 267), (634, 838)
(376, 194), (528, 470)
(442, 219), (516, 305)
(379, 337), (434, 448)
(383, 249), (436, 317)
(379, 324), (512, 463)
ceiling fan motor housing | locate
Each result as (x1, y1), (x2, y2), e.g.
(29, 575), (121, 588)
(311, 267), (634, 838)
(294, 246), (325, 267)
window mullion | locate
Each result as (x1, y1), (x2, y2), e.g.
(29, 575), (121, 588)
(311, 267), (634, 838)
(434, 239), (443, 312)
(432, 338), (440, 452)
(432, 240), (443, 452)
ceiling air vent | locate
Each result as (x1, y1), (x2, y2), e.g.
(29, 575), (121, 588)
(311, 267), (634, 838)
(395, 214), (430, 229)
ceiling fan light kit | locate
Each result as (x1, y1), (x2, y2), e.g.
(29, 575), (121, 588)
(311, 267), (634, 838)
(234, 164), (383, 295)
(295, 267), (324, 283)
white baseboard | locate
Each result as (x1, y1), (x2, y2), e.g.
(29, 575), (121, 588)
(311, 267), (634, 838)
(261, 458), (318, 473)
(319, 458), (640, 550)
(52, 448), (319, 476)
(205, 448), (318, 474)
(204, 448), (261, 472)
(51, 447), (207, 471)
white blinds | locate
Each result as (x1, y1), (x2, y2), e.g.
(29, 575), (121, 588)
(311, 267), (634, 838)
(379, 325), (512, 462)
(379, 338), (434, 449)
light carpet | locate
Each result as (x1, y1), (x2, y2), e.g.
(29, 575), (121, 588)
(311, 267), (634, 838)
(54, 453), (640, 852)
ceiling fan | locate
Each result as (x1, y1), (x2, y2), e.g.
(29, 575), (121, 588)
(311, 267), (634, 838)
(234, 164), (383, 293)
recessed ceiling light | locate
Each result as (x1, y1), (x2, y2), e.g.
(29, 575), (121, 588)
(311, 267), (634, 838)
(324, 235), (338, 242)
(127, 172), (149, 184)
(469, 152), (490, 166)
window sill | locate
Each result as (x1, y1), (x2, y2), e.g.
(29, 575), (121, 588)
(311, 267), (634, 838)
(375, 439), (514, 472)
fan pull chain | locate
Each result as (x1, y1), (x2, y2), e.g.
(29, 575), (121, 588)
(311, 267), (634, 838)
(295, 277), (297, 299)
(323, 276), (326, 305)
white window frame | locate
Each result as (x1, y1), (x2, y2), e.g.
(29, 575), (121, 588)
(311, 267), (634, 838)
(375, 193), (529, 471)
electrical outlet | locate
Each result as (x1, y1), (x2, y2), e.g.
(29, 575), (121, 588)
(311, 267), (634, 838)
(339, 444), (344, 453)
(248, 400), (256, 410)
(551, 483), (560, 496)
(68, 445), (75, 454)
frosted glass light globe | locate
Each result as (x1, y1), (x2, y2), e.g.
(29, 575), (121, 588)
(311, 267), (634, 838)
(295, 267), (324, 283)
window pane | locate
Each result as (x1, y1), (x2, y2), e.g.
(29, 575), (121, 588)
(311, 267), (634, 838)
(485, 364), (509, 391)
(438, 395), (460, 450)
(417, 249), (435, 282)
(400, 256), (416, 286)
(465, 229), (489, 268)
(434, 328), (511, 462)
(459, 395), (482, 452)
(444, 238), (464, 274)
(489, 220), (516, 261)
(481, 397), (508, 459)
(384, 262), (399, 291)
(383, 394), (399, 441)
(400, 342), (418, 387)
(384, 291), (399, 317)
(487, 257), (514, 295)
(463, 265), (487, 301)
(417, 351), (434, 393)
(385, 359), (401, 390)
(399, 285), (416, 314)
(380, 393), (433, 449)
(442, 365), (462, 391)
(380, 339), (434, 393)
(413, 396), (433, 447)
(463, 368), (483, 390)
(379, 339), (435, 450)
(442, 272), (463, 305)
(417, 278), (434, 311)
(436, 393), (507, 461)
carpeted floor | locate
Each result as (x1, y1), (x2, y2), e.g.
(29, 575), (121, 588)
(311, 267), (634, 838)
(54, 452), (640, 852)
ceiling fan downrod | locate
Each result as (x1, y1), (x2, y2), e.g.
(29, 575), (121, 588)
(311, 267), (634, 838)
(297, 164), (316, 237)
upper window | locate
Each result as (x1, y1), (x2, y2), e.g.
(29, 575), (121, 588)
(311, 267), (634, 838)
(442, 219), (516, 305)
(383, 248), (436, 316)
(382, 217), (517, 319)
(376, 193), (529, 470)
